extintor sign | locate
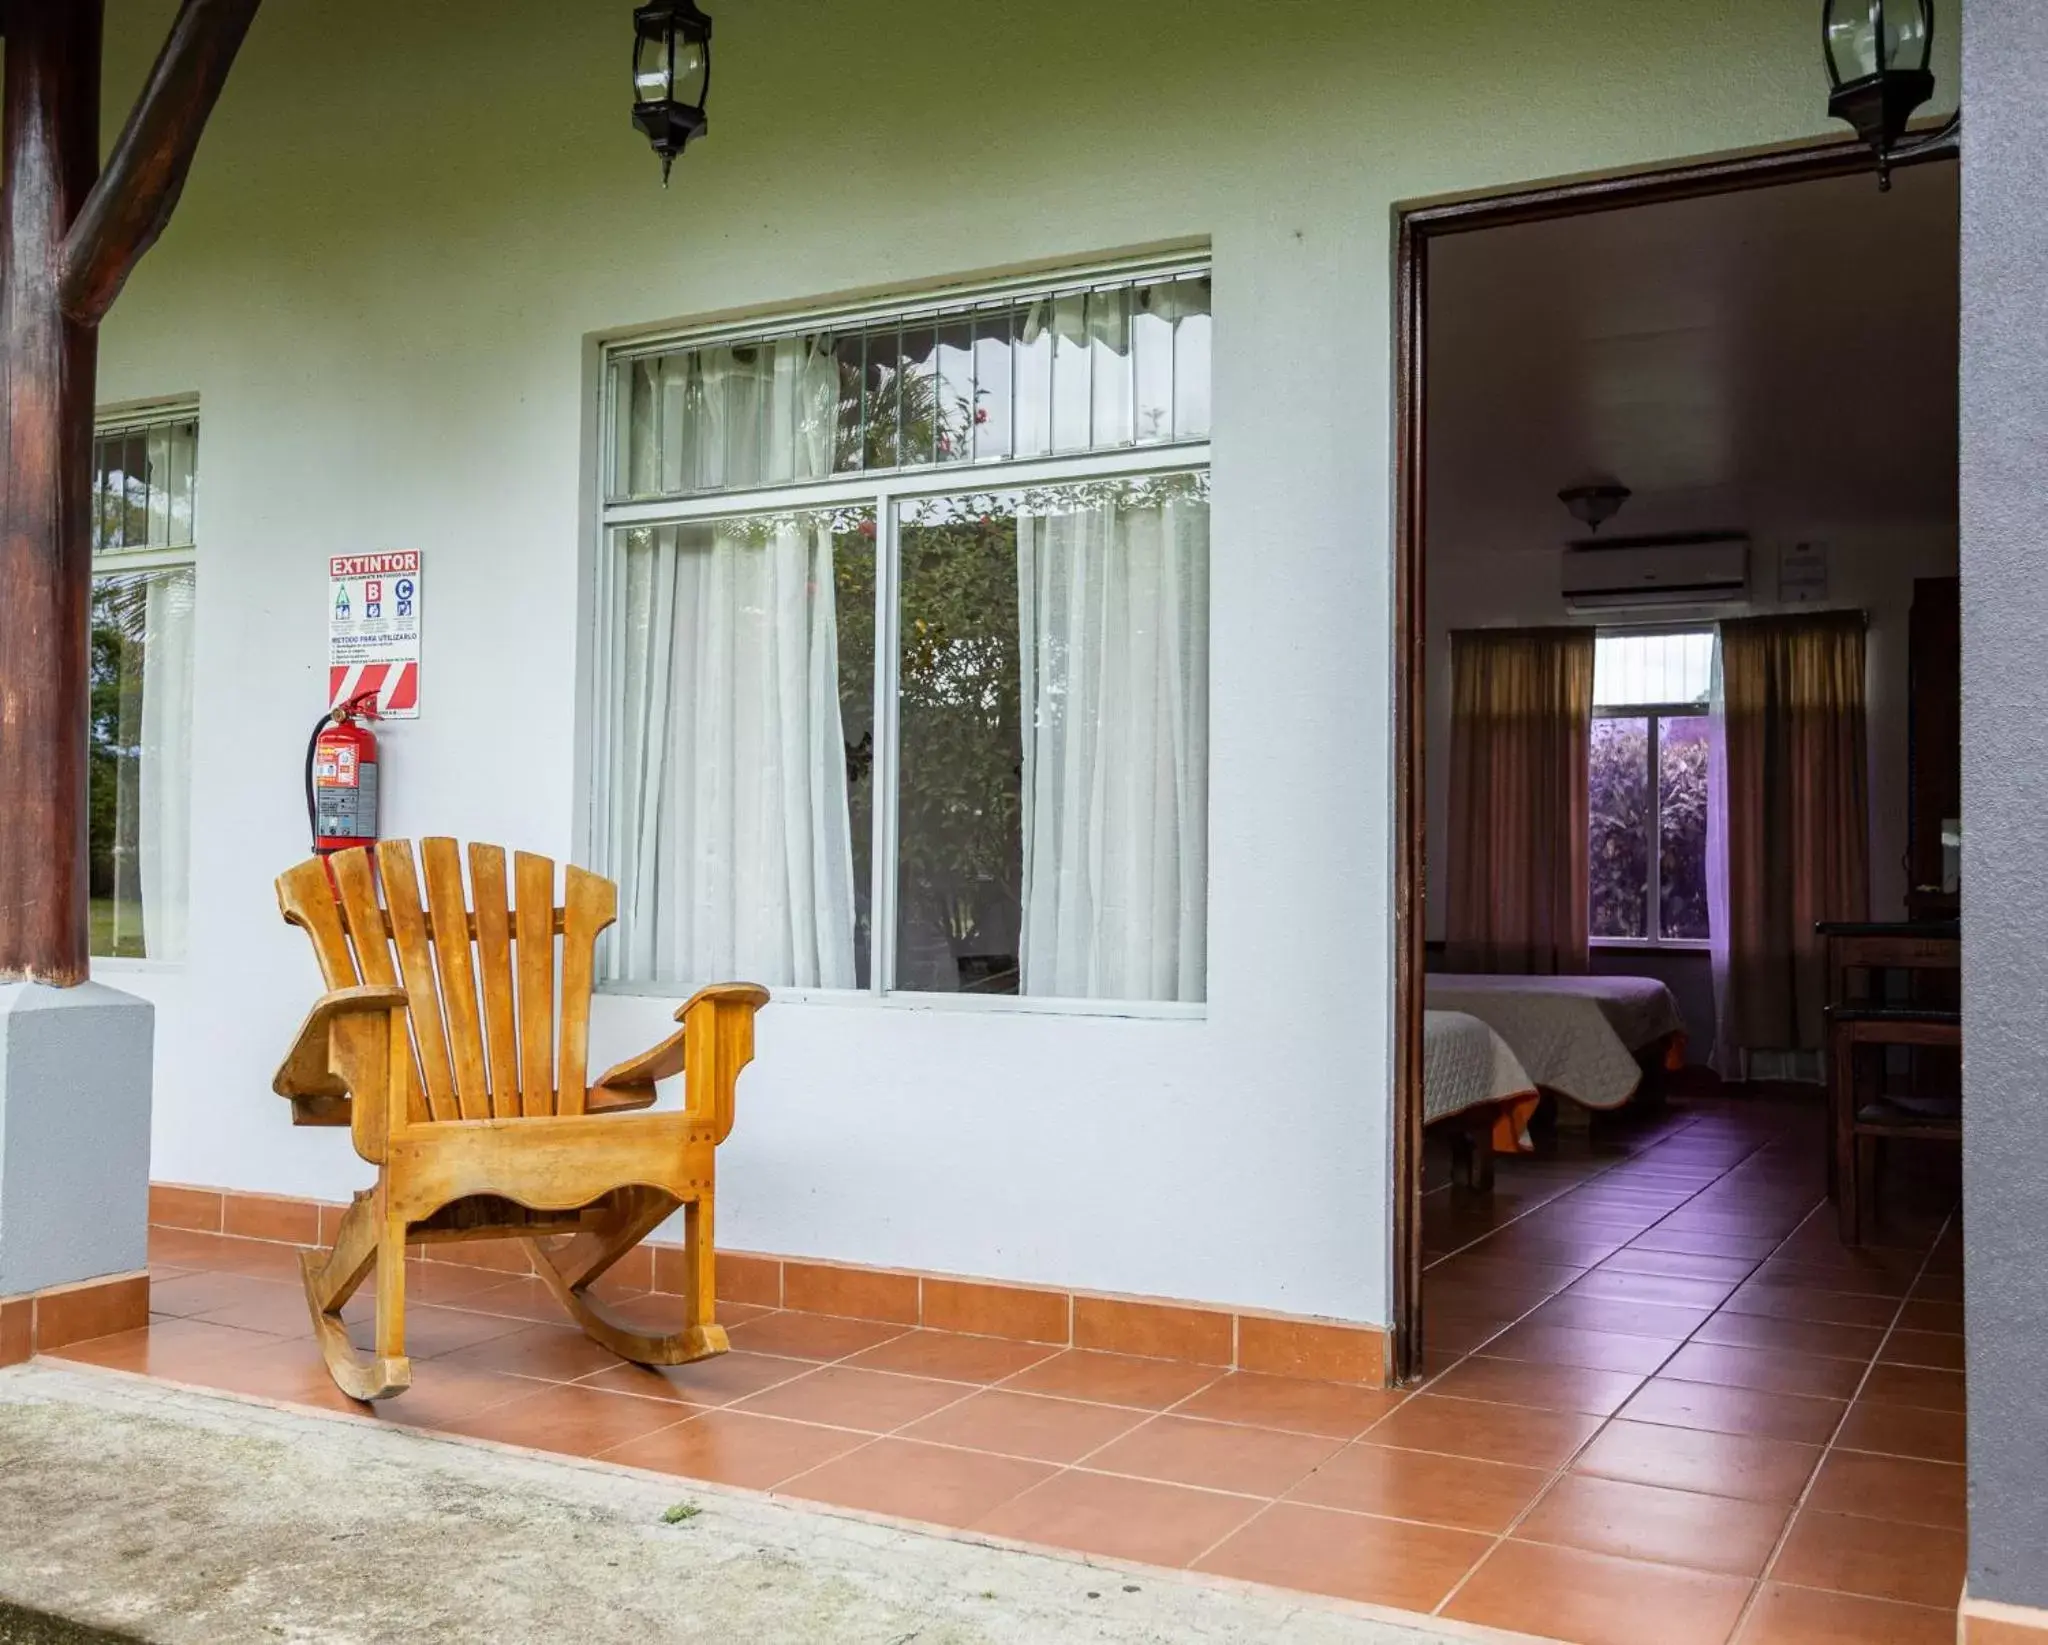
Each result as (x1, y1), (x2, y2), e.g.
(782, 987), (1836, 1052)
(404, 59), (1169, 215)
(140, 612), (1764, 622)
(329, 551), (422, 719)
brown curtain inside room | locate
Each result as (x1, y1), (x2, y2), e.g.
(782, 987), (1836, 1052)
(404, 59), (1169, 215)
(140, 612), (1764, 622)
(1446, 627), (1595, 974)
(1720, 610), (1870, 1052)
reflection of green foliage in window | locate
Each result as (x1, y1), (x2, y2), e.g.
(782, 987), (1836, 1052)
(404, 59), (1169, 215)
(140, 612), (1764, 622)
(711, 505), (873, 549)
(899, 470), (1209, 529)
(837, 336), (961, 472)
(897, 514), (1023, 984)
(88, 576), (149, 956)
(832, 524), (878, 985)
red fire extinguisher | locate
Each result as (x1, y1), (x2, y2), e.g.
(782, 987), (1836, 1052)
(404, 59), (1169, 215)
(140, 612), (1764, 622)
(306, 693), (381, 855)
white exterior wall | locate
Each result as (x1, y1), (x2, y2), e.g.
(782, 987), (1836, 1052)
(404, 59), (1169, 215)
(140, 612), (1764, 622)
(90, 0), (1862, 1326)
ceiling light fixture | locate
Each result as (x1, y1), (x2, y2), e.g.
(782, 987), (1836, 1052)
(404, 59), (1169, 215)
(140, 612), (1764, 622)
(1559, 483), (1632, 534)
(632, 1), (713, 186)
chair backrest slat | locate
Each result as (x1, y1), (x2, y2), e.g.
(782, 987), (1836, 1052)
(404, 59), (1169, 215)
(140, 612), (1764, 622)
(420, 837), (491, 1120)
(277, 858), (359, 989)
(327, 846), (428, 1124)
(513, 851), (557, 1117)
(277, 840), (625, 1127)
(468, 844), (522, 1119)
(555, 866), (616, 1116)
(377, 841), (459, 1123)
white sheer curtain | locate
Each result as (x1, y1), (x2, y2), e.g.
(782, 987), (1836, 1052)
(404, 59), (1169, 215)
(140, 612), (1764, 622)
(1015, 488), (1208, 1002)
(1705, 633), (1736, 1076)
(131, 569), (195, 962)
(610, 337), (859, 987)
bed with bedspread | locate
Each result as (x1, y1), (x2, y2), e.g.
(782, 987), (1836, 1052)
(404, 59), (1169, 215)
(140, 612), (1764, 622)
(1423, 1009), (1540, 1184)
(1423, 973), (1686, 1115)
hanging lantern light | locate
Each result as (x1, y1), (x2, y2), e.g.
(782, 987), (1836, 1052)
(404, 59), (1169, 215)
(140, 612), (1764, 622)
(632, 1), (713, 186)
(1823, 0), (1936, 189)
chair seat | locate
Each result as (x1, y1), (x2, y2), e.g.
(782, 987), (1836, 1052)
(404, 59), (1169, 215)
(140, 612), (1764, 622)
(1827, 1005), (1961, 1026)
(1856, 1094), (1961, 1128)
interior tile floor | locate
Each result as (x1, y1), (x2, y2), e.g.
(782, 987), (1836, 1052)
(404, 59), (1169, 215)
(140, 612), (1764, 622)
(44, 1091), (1962, 1645)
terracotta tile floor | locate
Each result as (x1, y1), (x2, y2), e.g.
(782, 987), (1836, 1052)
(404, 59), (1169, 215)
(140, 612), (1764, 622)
(44, 1091), (1962, 1645)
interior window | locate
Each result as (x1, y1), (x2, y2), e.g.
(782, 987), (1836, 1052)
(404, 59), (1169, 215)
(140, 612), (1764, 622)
(1590, 629), (1713, 944)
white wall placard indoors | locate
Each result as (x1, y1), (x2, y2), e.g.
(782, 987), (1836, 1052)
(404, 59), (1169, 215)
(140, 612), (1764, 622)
(1778, 541), (1829, 604)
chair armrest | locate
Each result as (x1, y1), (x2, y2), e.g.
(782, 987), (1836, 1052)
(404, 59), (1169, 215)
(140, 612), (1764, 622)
(589, 983), (770, 1126)
(274, 985), (410, 1112)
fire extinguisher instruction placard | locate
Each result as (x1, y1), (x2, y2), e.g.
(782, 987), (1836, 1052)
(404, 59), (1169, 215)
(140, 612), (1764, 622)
(329, 550), (421, 719)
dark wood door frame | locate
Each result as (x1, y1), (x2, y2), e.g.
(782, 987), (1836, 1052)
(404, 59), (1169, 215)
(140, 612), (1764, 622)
(1389, 131), (1960, 1385)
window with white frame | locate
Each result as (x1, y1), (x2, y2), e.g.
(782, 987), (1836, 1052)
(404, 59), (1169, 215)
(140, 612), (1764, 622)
(594, 262), (1212, 1004)
(89, 408), (198, 961)
(1589, 628), (1714, 945)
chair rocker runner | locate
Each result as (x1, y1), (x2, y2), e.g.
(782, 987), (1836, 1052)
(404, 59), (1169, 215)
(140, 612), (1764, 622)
(272, 838), (768, 1401)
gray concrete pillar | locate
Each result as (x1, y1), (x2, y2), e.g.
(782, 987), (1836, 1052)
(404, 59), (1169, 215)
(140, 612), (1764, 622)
(1961, 0), (2048, 1618)
(0, 982), (154, 1299)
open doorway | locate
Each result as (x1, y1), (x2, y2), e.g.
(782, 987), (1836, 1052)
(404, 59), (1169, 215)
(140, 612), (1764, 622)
(1390, 143), (1964, 1609)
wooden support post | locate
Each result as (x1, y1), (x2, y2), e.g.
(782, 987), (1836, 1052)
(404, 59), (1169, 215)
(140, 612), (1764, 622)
(0, 0), (105, 987)
(0, 0), (262, 986)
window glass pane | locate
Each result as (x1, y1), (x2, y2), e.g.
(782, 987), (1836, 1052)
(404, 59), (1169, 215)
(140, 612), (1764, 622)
(605, 506), (874, 988)
(614, 270), (1211, 499)
(831, 333), (865, 473)
(934, 317), (975, 464)
(122, 434), (150, 547)
(897, 325), (938, 466)
(1049, 292), (1091, 453)
(1659, 715), (1711, 940)
(1171, 276), (1212, 439)
(894, 472), (1210, 1002)
(1589, 715), (1650, 939)
(1593, 629), (1714, 708)
(93, 438), (119, 553)
(972, 307), (1014, 462)
(1132, 283), (1176, 444)
(864, 326), (901, 470)
(1087, 285), (1132, 448)
(661, 354), (694, 494)
(89, 568), (194, 960)
(165, 418), (197, 547)
(624, 359), (660, 498)
(1013, 301), (1053, 458)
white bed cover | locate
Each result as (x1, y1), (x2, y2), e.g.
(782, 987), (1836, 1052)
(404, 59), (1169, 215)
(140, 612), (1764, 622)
(1423, 974), (1684, 1111)
(1423, 1009), (1537, 1125)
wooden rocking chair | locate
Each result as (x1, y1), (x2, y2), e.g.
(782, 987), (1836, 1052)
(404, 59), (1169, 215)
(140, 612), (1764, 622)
(271, 838), (768, 1401)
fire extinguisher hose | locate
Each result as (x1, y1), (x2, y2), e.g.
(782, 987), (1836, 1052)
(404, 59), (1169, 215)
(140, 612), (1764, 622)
(304, 710), (334, 848)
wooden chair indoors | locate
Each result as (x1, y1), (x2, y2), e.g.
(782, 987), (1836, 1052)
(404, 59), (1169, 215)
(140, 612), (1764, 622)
(1827, 1004), (1961, 1246)
(271, 838), (769, 1401)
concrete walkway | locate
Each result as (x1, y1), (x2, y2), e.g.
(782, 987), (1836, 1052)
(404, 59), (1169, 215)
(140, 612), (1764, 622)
(0, 1365), (1493, 1645)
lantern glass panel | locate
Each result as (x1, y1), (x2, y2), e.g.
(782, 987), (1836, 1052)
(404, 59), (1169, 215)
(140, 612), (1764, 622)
(1825, 0), (1880, 83)
(1886, 0), (1931, 72)
(669, 35), (708, 105)
(1826, 0), (1931, 85)
(634, 28), (673, 102)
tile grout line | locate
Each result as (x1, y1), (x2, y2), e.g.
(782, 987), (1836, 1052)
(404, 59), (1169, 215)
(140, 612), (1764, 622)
(1720, 1203), (1958, 1641)
(1423, 1108), (1714, 1270)
(1423, 1112), (1826, 1623)
(1422, 1118), (1780, 1384)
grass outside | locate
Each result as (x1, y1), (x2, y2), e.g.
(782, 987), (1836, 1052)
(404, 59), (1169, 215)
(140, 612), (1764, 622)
(88, 897), (147, 961)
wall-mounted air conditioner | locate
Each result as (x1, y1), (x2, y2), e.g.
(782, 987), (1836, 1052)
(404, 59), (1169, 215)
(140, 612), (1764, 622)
(1561, 532), (1749, 613)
